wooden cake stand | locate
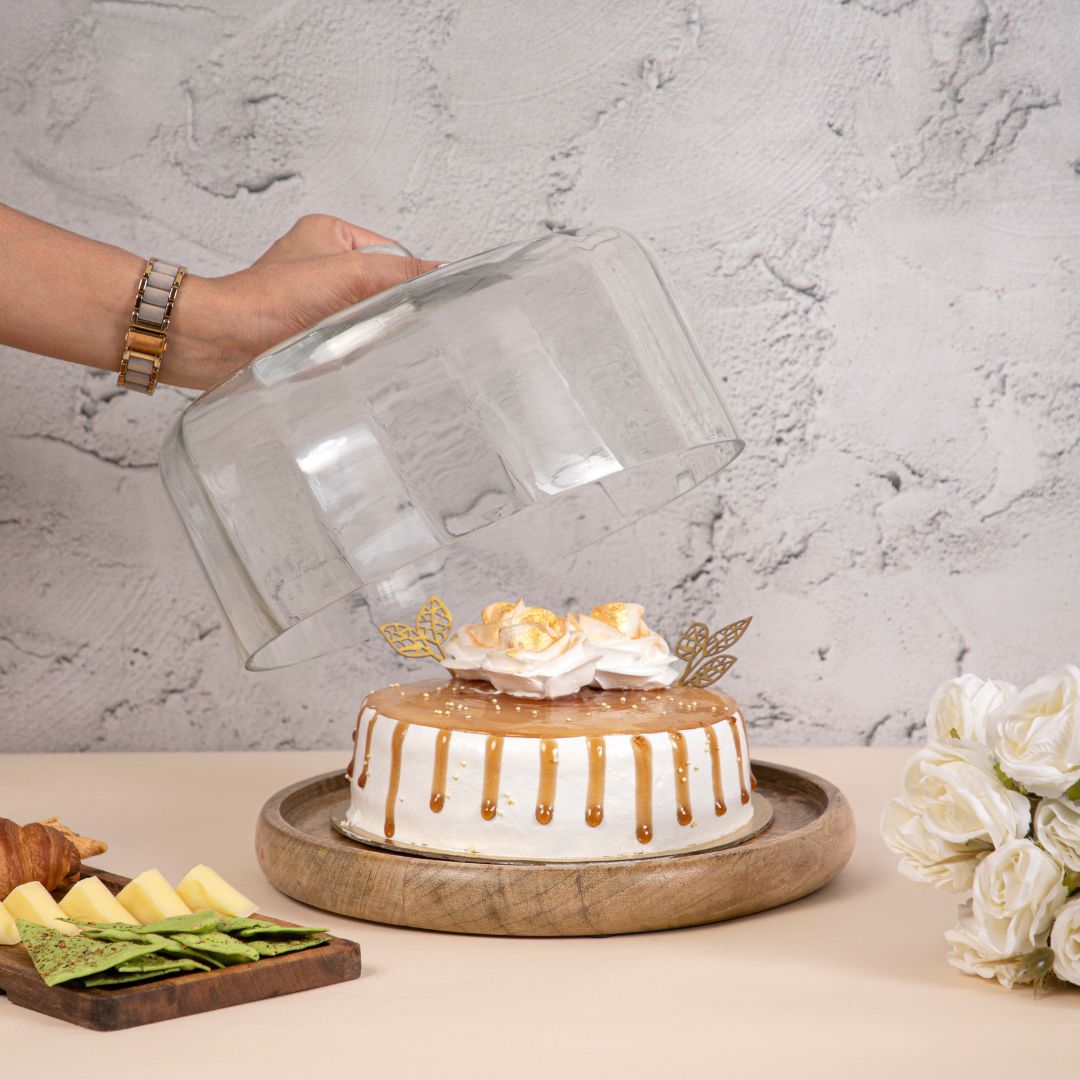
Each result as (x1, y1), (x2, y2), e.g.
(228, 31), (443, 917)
(255, 760), (855, 937)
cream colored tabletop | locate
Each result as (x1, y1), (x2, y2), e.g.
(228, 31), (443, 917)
(1, 748), (1073, 1077)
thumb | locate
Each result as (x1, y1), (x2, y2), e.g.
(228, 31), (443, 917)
(345, 251), (443, 297)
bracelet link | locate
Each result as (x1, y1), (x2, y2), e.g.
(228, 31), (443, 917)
(125, 328), (166, 355)
(117, 257), (186, 395)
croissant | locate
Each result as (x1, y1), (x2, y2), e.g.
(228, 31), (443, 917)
(0, 817), (107, 900)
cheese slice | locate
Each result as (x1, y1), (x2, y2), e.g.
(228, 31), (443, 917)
(2, 881), (80, 936)
(59, 876), (138, 926)
(176, 865), (258, 919)
(116, 869), (191, 924)
(0, 901), (20, 945)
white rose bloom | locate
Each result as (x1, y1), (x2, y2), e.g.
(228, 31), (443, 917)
(987, 665), (1080, 797)
(902, 740), (1031, 849)
(1034, 798), (1080, 872)
(1050, 896), (1080, 985)
(925, 675), (1016, 744)
(970, 839), (1066, 957)
(880, 798), (989, 893)
(946, 901), (1053, 989)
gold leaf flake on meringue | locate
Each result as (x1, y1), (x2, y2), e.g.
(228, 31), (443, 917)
(590, 602), (644, 638)
(503, 622), (559, 655)
(518, 606), (564, 637)
(482, 600), (518, 625)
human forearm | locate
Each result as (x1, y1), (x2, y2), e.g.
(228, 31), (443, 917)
(0, 205), (440, 392)
(0, 204), (231, 390)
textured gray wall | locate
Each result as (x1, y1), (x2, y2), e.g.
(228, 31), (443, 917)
(2, 0), (1078, 752)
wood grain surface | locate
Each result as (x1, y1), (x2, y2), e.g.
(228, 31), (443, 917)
(256, 760), (856, 936)
(0, 868), (362, 1031)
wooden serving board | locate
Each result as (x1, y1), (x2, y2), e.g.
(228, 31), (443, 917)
(256, 760), (856, 937)
(0, 868), (361, 1031)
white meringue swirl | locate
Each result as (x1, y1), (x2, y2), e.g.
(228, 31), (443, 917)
(439, 599), (599, 700)
(571, 603), (680, 691)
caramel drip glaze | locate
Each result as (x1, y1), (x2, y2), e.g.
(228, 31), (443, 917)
(383, 721), (409, 839)
(352, 685), (751, 840)
(669, 730), (693, 826)
(631, 735), (653, 845)
(430, 729), (451, 813)
(344, 706), (364, 781)
(703, 725), (727, 816)
(357, 713), (377, 788)
(481, 736), (504, 821)
(585, 736), (606, 828)
(362, 679), (738, 738)
(729, 716), (751, 805)
(535, 739), (559, 825)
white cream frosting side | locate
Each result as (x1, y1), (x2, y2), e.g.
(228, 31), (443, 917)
(345, 708), (755, 860)
(440, 600), (600, 700)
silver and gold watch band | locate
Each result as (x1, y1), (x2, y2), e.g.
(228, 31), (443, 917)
(117, 258), (187, 395)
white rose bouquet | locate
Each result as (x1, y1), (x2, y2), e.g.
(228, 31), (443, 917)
(882, 665), (1080, 989)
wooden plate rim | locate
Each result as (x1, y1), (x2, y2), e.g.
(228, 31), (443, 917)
(261, 760), (846, 867)
(255, 759), (856, 935)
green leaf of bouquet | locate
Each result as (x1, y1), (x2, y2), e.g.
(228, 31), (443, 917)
(993, 762), (1017, 791)
(1065, 778), (1080, 802)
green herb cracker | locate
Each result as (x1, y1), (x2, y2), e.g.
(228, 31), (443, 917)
(17, 921), (162, 987)
(169, 931), (261, 963)
(116, 954), (210, 975)
(82, 971), (175, 988)
(247, 935), (330, 957)
(139, 910), (221, 935)
(232, 921), (328, 939)
(67, 925), (158, 944)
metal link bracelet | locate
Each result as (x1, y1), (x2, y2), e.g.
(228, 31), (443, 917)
(117, 258), (187, 394)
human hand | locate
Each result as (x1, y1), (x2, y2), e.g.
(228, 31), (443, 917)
(174, 215), (441, 390)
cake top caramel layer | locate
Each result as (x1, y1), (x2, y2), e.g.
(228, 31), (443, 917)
(363, 679), (739, 738)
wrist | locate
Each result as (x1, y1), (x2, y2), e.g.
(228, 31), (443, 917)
(162, 275), (247, 392)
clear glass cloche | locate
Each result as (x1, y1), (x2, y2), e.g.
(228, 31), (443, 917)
(160, 227), (743, 669)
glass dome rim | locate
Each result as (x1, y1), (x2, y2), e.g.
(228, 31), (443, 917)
(240, 433), (745, 671)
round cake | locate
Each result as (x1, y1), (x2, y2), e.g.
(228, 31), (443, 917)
(344, 679), (755, 860)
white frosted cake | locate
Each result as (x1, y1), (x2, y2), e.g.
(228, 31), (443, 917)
(344, 601), (756, 860)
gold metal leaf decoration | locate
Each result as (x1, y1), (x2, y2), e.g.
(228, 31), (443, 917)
(684, 654), (736, 688)
(379, 595), (454, 662)
(675, 615), (752, 688)
(379, 623), (436, 659)
(675, 622), (710, 664)
(415, 595), (453, 648)
(709, 616), (752, 654)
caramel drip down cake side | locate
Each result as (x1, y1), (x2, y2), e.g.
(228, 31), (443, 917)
(345, 680), (756, 860)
